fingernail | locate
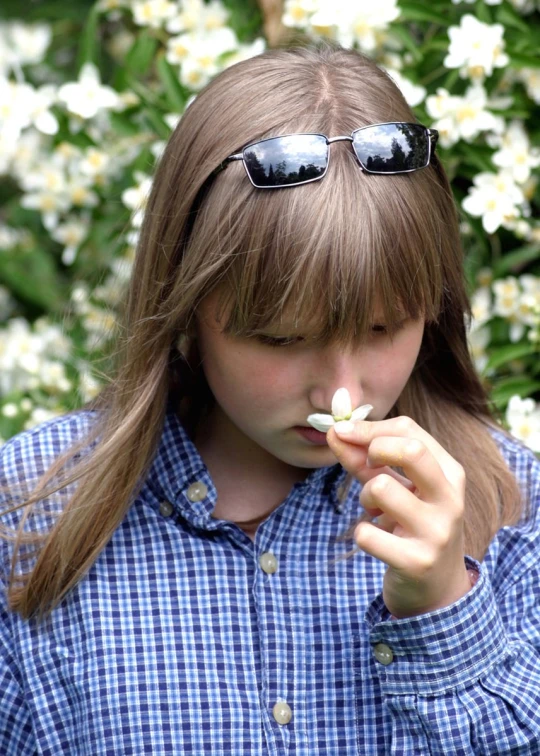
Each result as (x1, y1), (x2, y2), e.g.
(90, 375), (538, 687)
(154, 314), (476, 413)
(334, 420), (355, 435)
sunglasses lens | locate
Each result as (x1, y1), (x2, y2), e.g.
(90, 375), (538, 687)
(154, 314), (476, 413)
(243, 134), (328, 187)
(352, 123), (429, 173)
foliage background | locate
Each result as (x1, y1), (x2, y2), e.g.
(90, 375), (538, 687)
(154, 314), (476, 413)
(0, 0), (539, 452)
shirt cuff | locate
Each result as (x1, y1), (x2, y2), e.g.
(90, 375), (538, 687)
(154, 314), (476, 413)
(364, 556), (513, 696)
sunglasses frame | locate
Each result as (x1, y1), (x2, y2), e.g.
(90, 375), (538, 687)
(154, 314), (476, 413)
(212, 122), (439, 189)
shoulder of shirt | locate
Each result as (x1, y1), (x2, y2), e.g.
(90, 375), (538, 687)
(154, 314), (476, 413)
(0, 408), (99, 542)
(484, 421), (540, 524)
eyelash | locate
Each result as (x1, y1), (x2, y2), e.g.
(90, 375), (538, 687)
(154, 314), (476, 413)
(257, 323), (401, 347)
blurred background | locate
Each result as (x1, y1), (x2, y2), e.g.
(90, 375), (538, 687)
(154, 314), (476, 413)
(0, 0), (539, 452)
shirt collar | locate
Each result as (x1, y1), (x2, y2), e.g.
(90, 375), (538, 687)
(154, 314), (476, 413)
(144, 403), (350, 525)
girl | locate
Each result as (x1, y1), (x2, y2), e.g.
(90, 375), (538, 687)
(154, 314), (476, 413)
(1, 40), (540, 755)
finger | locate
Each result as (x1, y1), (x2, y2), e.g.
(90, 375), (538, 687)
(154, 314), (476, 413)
(332, 416), (463, 485)
(327, 432), (418, 493)
(354, 520), (421, 571)
(361, 473), (426, 532)
(366, 436), (451, 503)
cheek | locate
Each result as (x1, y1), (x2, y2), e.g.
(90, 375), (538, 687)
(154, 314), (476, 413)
(365, 326), (424, 392)
(204, 343), (300, 412)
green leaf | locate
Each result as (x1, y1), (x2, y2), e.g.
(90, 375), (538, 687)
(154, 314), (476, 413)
(492, 244), (540, 276)
(125, 30), (159, 77)
(508, 53), (540, 69)
(140, 107), (172, 140)
(491, 376), (540, 408)
(485, 341), (540, 371)
(386, 27), (423, 63)
(76, 5), (101, 70)
(108, 111), (143, 137)
(459, 144), (494, 174)
(0, 247), (65, 311)
(398, 2), (451, 26)
(495, 3), (530, 33)
(474, 0), (493, 24)
(156, 54), (185, 112)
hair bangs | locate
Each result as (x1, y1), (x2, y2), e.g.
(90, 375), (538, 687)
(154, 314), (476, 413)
(201, 144), (444, 346)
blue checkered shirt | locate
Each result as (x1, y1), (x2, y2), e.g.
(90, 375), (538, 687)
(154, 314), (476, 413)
(1, 406), (540, 755)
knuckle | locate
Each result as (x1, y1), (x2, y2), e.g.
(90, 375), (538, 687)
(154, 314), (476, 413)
(411, 546), (436, 577)
(395, 416), (417, 435)
(403, 439), (425, 462)
(370, 474), (392, 497)
(429, 519), (452, 550)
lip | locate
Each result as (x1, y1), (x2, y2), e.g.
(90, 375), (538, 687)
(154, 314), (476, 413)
(293, 426), (328, 446)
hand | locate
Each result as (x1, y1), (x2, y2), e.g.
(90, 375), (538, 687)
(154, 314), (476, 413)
(327, 416), (471, 619)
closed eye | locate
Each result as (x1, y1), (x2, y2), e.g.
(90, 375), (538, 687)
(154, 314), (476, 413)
(255, 335), (306, 347)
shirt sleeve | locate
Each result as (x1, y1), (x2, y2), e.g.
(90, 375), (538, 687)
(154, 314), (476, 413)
(0, 578), (38, 755)
(365, 458), (540, 755)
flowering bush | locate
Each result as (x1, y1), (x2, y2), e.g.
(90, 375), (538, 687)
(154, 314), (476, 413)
(0, 0), (539, 453)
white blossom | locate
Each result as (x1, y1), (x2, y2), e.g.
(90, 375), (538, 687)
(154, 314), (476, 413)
(50, 215), (90, 265)
(505, 395), (540, 452)
(166, 0), (230, 34)
(425, 85), (504, 147)
(444, 15), (509, 82)
(384, 68), (426, 107)
(122, 171), (153, 228)
(461, 170), (526, 234)
(132, 0), (177, 28)
(57, 62), (120, 119)
(307, 387), (373, 432)
(491, 120), (540, 184)
(0, 21), (52, 75)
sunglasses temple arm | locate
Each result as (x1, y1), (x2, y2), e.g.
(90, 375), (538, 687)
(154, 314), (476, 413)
(210, 152), (243, 177)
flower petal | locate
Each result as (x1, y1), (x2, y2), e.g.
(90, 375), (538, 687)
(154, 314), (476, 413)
(351, 404), (374, 421)
(332, 388), (352, 421)
(306, 413), (335, 432)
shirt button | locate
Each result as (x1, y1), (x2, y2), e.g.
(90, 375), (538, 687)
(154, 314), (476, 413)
(186, 481), (208, 502)
(159, 500), (173, 517)
(373, 643), (394, 665)
(259, 552), (278, 574)
(272, 701), (292, 725)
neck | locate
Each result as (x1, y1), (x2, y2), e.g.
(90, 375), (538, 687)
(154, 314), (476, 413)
(192, 405), (311, 525)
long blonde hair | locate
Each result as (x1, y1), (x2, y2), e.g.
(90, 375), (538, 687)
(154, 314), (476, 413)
(1, 40), (524, 623)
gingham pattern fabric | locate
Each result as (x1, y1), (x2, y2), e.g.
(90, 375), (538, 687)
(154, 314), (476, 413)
(1, 405), (540, 755)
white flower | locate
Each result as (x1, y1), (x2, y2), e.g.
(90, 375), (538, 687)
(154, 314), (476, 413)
(121, 171), (153, 228)
(505, 395), (540, 452)
(132, 0), (177, 28)
(166, 0), (229, 34)
(467, 324), (491, 374)
(444, 15), (509, 82)
(384, 68), (426, 107)
(426, 85), (503, 147)
(307, 387), (373, 432)
(491, 120), (540, 185)
(50, 215), (90, 265)
(518, 68), (540, 104)
(57, 62), (120, 119)
(282, 0), (319, 28)
(461, 170), (525, 234)
(1, 21), (52, 70)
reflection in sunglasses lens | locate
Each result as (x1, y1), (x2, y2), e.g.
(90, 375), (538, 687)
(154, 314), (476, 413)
(352, 124), (428, 173)
(244, 134), (328, 187)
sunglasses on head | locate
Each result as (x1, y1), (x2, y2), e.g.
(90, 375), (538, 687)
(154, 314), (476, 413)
(211, 122), (439, 189)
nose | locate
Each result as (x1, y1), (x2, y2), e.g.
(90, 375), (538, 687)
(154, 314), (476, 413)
(307, 343), (365, 416)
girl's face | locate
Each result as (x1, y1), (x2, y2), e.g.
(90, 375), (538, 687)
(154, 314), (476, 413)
(193, 287), (425, 473)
